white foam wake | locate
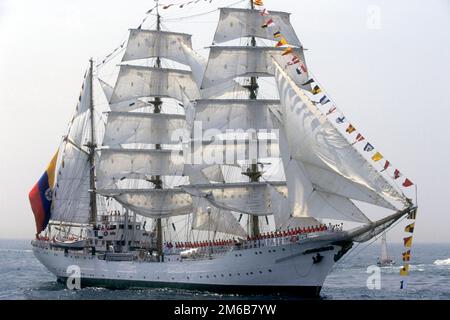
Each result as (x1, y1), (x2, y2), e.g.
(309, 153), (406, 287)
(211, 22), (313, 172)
(434, 258), (450, 266)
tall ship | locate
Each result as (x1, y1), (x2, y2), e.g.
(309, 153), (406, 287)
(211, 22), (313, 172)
(29, 0), (417, 297)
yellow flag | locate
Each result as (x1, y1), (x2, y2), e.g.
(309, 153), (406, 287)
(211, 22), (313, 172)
(405, 223), (415, 233)
(282, 47), (293, 56)
(276, 38), (288, 47)
(311, 85), (322, 95)
(403, 236), (413, 248)
(371, 152), (383, 162)
(47, 151), (59, 188)
(402, 250), (411, 262)
(400, 264), (410, 276)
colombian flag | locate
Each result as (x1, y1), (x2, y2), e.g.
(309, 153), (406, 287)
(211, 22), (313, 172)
(29, 152), (58, 234)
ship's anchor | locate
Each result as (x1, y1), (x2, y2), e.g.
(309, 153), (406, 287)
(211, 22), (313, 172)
(312, 253), (323, 264)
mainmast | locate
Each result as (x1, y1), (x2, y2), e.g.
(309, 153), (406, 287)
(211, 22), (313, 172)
(88, 58), (98, 225)
(149, 2), (164, 262)
(242, 0), (261, 237)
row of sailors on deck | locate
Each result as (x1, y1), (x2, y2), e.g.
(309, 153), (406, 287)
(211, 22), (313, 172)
(166, 239), (237, 249)
(164, 223), (344, 250)
(246, 224), (330, 242)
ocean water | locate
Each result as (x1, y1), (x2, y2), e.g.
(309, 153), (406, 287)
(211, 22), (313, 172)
(1, 239), (449, 300)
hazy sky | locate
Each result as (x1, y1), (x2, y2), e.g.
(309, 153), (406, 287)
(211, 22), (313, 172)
(0, 0), (449, 242)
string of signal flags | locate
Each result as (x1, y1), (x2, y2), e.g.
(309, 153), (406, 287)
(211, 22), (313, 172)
(400, 208), (417, 289)
(254, 0), (414, 192)
(97, 0), (415, 193)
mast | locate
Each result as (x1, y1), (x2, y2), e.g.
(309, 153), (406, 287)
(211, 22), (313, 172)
(88, 58), (98, 225)
(150, 2), (164, 262)
(243, 0), (260, 237)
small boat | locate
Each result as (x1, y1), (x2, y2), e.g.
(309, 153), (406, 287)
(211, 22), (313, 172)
(377, 233), (396, 267)
(51, 238), (87, 250)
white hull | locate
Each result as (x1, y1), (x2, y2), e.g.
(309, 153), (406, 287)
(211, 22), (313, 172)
(32, 236), (350, 297)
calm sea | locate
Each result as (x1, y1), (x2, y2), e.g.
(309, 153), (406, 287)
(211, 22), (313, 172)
(0, 239), (449, 300)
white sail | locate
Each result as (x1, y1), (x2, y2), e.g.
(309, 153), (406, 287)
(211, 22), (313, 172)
(381, 233), (389, 261)
(99, 182), (284, 218)
(103, 112), (187, 147)
(183, 182), (280, 216)
(122, 29), (193, 65)
(186, 139), (279, 166)
(180, 42), (249, 99)
(192, 198), (247, 237)
(273, 60), (408, 209)
(110, 65), (200, 104)
(52, 143), (91, 224)
(302, 163), (396, 210)
(200, 164), (226, 183)
(97, 149), (184, 189)
(214, 8), (301, 46)
(51, 68), (93, 224)
(195, 99), (278, 131)
(201, 46), (308, 90)
(269, 111), (371, 223)
(109, 98), (152, 112)
(104, 189), (193, 218)
(98, 78), (114, 101)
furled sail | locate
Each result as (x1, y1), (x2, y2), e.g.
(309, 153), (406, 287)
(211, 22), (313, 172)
(122, 29), (193, 65)
(110, 65), (200, 104)
(272, 60), (409, 210)
(214, 8), (301, 46)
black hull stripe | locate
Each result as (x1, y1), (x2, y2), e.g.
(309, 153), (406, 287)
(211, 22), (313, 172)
(57, 277), (322, 298)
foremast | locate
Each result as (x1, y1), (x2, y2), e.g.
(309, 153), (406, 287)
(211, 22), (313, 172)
(87, 58), (98, 225)
(151, 4), (164, 262)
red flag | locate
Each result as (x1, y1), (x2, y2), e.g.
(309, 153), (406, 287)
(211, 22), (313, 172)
(260, 9), (269, 16)
(352, 133), (365, 144)
(381, 160), (390, 172)
(394, 169), (401, 179)
(403, 178), (414, 187)
(326, 106), (336, 116)
(288, 56), (300, 65)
